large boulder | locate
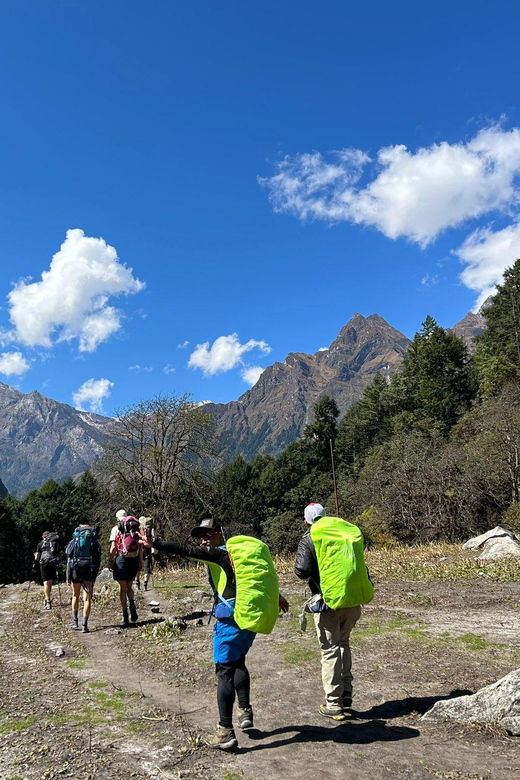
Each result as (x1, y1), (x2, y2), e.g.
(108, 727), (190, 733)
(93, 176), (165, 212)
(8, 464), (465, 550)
(477, 536), (520, 560)
(462, 526), (520, 560)
(422, 669), (520, 735)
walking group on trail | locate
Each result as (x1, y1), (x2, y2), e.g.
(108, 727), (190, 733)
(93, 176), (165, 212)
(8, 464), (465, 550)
(30, 501), (373, 751)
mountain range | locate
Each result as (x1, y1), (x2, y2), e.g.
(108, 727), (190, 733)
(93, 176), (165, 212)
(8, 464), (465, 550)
(0, 311), (485, 497)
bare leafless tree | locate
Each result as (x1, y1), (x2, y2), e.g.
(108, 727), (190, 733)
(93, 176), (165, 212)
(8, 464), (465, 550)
(96, 394), (216, 536)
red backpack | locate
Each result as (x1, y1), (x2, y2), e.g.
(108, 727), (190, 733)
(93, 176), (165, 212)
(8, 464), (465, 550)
(115, 517), (140, 558)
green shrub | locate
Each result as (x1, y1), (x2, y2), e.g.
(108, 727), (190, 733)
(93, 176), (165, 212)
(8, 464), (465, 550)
(356, 505), (398, 548)
(501, 502), (520, 537)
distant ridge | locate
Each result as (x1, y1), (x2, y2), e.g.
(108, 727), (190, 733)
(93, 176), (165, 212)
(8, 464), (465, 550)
(0, 311), (483, 495)
(207, 313), (411, 460)
(0, 383), (112, 497)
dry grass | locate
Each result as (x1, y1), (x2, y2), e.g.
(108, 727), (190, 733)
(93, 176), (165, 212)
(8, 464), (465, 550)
(275, 543), (520, 582)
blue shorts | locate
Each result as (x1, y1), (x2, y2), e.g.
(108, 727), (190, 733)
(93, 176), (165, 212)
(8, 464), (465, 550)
(213, 617), (256, 664)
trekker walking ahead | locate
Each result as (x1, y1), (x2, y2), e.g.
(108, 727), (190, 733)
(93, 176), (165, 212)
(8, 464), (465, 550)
(135, 516), (155, 591)
(108, 515), (143, 626)
(295, 503), (373, 721)
(140, 518), (288, 751)
(34, 530), (60, 610)
(66, 523), (101, 632)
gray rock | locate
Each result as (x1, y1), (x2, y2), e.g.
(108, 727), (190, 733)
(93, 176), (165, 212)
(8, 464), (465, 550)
(501, 717), (520, 736)
(193, 590), (212, 600)
(48, 642), (65, 657)
(422, 668), (520, 730)
(477, 537), (520, 561)
(96, 567), (112, 582)
(462, 526), (517, 550)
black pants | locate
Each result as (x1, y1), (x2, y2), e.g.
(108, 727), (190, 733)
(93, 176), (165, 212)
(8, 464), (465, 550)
(215, 655), (250, 728)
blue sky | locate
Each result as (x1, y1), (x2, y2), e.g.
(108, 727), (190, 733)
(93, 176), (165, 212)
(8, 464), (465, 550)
(1, 1), (520, 414)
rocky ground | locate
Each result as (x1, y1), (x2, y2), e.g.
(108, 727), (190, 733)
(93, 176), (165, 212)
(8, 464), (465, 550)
(0, 549), (519, 780)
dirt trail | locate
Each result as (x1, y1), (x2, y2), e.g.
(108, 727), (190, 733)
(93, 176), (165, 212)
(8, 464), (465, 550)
(1, 575), (519, 780)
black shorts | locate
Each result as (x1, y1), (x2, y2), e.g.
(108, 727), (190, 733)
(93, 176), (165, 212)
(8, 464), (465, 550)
(142, 554), (153, 575)
(40, 563), (57, 582)
(69, 560), (99, 584)
(113, 555), (140, 582)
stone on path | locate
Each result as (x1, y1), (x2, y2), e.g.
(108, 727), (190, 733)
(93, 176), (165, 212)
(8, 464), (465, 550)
(96, 567), (112, 582)
(422, 668), (520, 736)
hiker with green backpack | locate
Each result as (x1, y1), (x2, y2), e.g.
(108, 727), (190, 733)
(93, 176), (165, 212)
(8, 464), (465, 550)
(295, 503), (373, 721)
(139, 518), (288, 751)
(65, 523), (102, 633)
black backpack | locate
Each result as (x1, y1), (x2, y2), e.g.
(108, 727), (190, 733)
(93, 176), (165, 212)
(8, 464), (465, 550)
(40, 532), (60, 564)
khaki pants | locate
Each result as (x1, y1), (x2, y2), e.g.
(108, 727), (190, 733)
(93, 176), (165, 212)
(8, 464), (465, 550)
(313, 605), (361, 711)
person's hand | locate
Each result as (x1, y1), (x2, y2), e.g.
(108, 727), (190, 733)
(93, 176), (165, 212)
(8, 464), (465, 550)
(138, 531), (152, 548)
(108, 561), (114, 571)
(279, 595), (289, 613)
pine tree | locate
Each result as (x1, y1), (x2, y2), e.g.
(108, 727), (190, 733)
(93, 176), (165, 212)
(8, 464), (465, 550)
(399, 316), (475, 433)
(475, 259), (520, 394)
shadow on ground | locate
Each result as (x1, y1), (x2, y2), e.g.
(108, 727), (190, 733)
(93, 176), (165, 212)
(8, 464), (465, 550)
(242, 719), (420, 751)
(353, 689), (473, 720)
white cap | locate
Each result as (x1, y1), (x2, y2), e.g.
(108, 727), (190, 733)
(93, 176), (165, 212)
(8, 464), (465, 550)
(115, 509), (127, 520)
(304, 503), (325, 525)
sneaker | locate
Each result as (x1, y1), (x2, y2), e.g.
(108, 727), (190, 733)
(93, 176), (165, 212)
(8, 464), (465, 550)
(342, 696), (352, 710)
(206, 725), (238, 751)
(44, 601), (51, 610)
(129, 603), (138, 622)
(69, 620), (79, 630)
(238, 707), (254, 730)
(319, 704), (347, 721)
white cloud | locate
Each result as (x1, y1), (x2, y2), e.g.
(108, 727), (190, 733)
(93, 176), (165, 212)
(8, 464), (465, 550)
(177, 340), (190, 349)
(163, 364), (176, 375)
(242, 366), (265, 386)
(7, 229), (145, 352)
(261, 124), (520, 306)
(72, 377), (114, 413)
(454, 221), (520, 310)
(188, 333), (271, 376)
(261, 126), (520, 246)
(0, 351), (30, 376)
(129, 364), (153, 372)
(421, 274), (439, 288)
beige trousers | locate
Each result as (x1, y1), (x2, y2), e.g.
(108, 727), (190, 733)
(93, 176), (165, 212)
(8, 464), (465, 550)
(313, 605), (361, 711)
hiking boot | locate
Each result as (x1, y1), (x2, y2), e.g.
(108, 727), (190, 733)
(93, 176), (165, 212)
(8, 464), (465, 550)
(44, 600), (51, 610)
(237, 707), (254, 730)
(144, 582), (148, 591)
(122, 612), (130, 627)
(206, 725), (238, 751)
(342, 695), (352, 710)
(69, 619), (79, 630)
(319, 704), (347, 721)
(136, 580), (141, 590)
(82, 625), (90, 633)
(129, 602), (138, 622)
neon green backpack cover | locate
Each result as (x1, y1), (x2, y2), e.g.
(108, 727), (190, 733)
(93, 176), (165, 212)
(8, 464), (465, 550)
(226, 535), (280, 635)
(310, 517), (373, 609)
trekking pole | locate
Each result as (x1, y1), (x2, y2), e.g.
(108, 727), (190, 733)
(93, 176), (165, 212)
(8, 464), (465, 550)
(330, 439), (340, 517)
